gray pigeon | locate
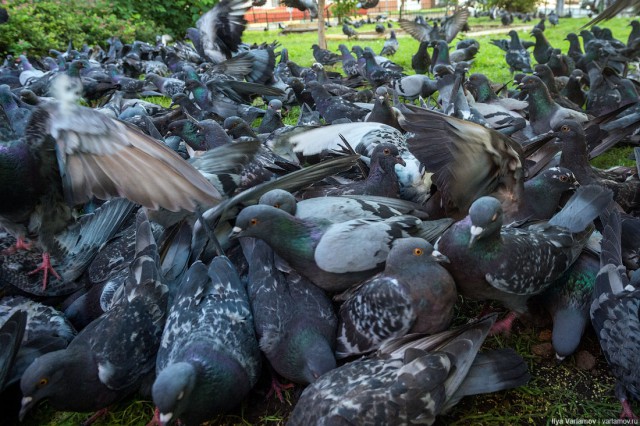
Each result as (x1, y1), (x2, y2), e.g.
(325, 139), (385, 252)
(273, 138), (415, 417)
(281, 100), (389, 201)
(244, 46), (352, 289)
(152, 256), (261, 425)
(336, 237), (457, 358)
(20, 208), (168, 419)
(288, 314), (530, 425)
(230, 204), (423, 292)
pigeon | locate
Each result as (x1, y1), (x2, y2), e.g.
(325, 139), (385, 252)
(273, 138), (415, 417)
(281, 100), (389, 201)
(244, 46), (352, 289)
(152, 256), (261, 425)
(0, 310), (27, 391)
(19, 208), (169, 419)
(548, 11), (559, 26)
(531, 251), (599, 360)
(0, 296), (76, 389)
(380, 30), (399, 56)
(230, 204), (424, 292)
(240, 237), (337, 386)
(436, 185), (612, 317)
(195, 0), (250, 63)
(590, 204), (640, 419)
(312, 44), (341, 66)
(556, 120), (640, 214)
(390, 74), (438, 101)
(503, 30), (533, 73)
(517, 75), (588, 136)
(299, 143), (406, 199)
(288, 314), (530, 425)
(0, 74), (222, 290)
(338, 44), (360, 77)
(411, 41), (432, 74)
(342, 23), (359, 39)
(399, 9), (470, 43)
(375, 23), (386, 34)
(336, 237), (457, 358)
(306, 80), (368, 123)
(258, 99), (284, 134)
(530, 28), (553, 64)
(282, 0), (318, 19)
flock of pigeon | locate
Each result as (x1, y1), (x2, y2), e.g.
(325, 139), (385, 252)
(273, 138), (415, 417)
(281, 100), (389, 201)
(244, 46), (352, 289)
(1, 0), (640, 424)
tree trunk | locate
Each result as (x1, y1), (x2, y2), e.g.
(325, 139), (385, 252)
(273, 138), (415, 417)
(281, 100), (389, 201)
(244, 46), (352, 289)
(555, 0), (564, 15)
(318, 0), (327, 49)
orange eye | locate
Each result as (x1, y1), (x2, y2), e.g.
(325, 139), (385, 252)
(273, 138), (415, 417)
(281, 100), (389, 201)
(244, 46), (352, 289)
(413, 248), (423, 256)
(273, 203), (280, 209)
(250, 218), (258, 226)
(561, 125), (569, 132)
(38, 378), (48, 387)
(383, 148), (391, 155)
(559, 175), (568, 182)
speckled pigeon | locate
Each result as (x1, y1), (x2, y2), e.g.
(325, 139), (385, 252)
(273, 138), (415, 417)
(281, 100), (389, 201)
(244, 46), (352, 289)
(19, 208), (168, 419)
(288, 314), (530, 425)
(590, 205), (640, 419)
(0, 296), (76, 389)
(336, 237), (457, 358)
(152, 256), (261, 425)
(0, 310), (27, 391)
(240, 237), (337, 386)
(437, 185), (612, 317)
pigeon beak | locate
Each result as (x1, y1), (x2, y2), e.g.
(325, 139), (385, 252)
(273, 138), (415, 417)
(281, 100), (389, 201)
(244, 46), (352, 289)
(19, 396), (35, 421)
(395, 156), (406, 167)
(229, 226), (243, 239)
(159, 411), (173, 426)
(431, 249), (450, 263)
(468, 225), (483, 248)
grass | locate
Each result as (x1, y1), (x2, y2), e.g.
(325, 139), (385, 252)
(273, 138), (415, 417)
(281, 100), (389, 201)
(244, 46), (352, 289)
(16, 14), (640, 426)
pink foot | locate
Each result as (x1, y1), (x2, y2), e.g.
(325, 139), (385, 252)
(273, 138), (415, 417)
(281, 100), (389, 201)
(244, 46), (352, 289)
(28, 252), (61, 290)
(489, 311), (518, 336)
(620, 399), (639, 420)
(81, 407), (109, 426)
(145, 407), (160, 426)
(266, 376), (295, 403)
(2, 236), (32, 255)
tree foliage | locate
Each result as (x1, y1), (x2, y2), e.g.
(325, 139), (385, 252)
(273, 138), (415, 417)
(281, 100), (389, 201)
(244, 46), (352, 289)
(331, 0), (359, 23)
(486, 0), (540, 12)
(0, 0), (219, 57)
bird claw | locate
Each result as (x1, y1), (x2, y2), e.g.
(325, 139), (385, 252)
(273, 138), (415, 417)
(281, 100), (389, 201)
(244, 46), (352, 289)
(489, 311), (518, 336)
(620, 400), (639, 420)
(28, 252), (61, 290)
(1, 236), (33, 255)
(266, 377), (295, 403)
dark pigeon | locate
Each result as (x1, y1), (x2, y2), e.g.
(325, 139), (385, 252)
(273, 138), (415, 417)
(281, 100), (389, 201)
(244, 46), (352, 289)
(19, 208), (169, 419)
(380, 30), (399, 56)
(312, 44), (341, 66)
(240, 237), (337, 386)
(152, 256), (261, 425)
(0, 310), (27, 391)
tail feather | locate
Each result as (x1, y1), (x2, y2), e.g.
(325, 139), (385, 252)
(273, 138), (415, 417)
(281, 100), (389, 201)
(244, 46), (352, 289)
(445, 348), (530, 410)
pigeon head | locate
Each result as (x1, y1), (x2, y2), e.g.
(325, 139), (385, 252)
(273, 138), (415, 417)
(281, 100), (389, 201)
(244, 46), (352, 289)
(230, 204), (296, 240)
(538, 167), (579, 190)
(518, 75), (548, 95)
(259, 189), (297, 215)
(468, 196), (503, 247)
(371, 143), (406, 168)
(290, 328), (337, 384)
(19, 351), (67, 421)
(554, 120), (585, 142)
(389, 237), (450, 267)
(152, 362), (197, 426)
